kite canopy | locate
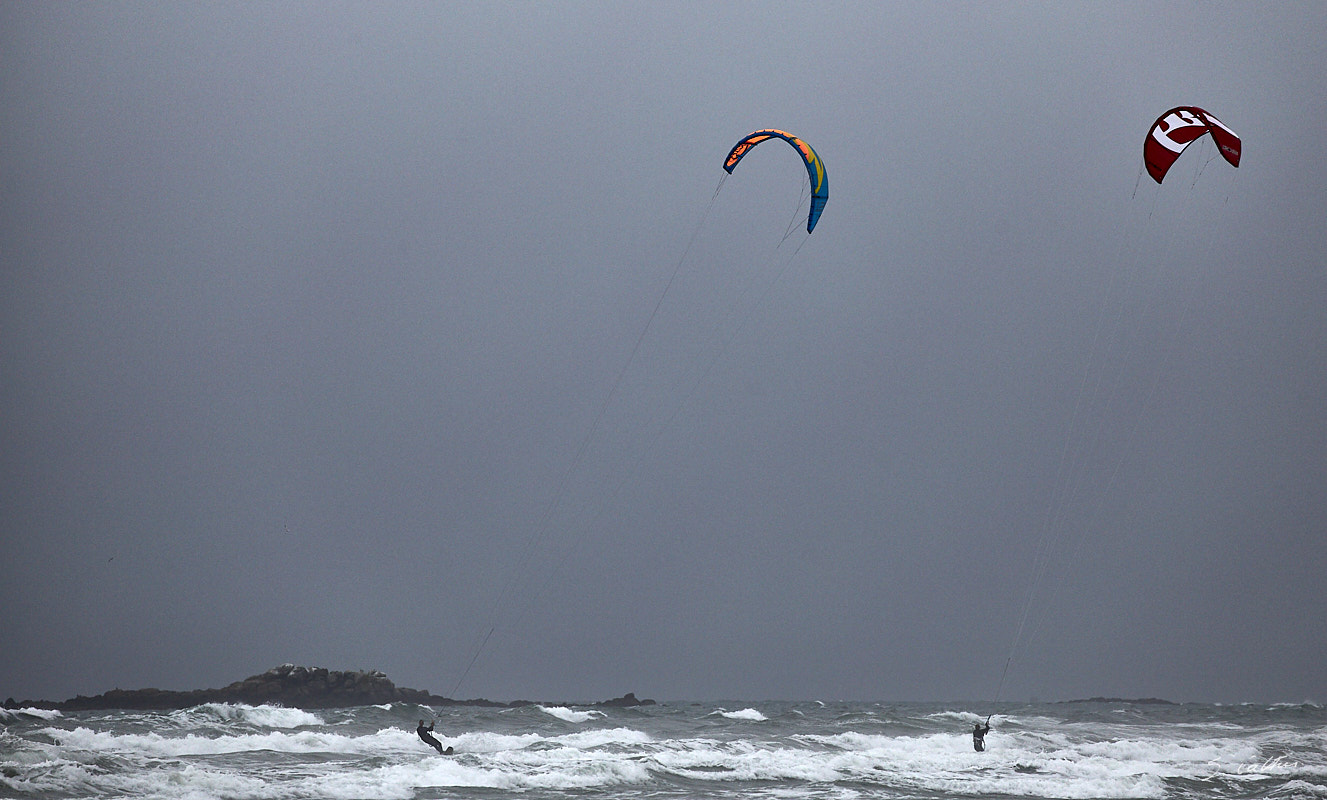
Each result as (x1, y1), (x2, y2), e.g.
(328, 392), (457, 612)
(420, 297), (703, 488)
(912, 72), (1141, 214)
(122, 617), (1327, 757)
(1143, 106), (1241, 184)
(723, 129), (829, 233)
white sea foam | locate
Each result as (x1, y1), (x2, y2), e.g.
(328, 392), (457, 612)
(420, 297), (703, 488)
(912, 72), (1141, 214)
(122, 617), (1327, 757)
(926, 709), (1026, 726)
(443, 725), (649, 757)
(712, 708), (767, 721)
(42, 724), (408, 758)
(447, 730), (544, 753)
(462, 753), (653, 791)
(538, 705), (605, 723)
(6, 701), (1323, 800)
(557, 726), (652, 748)
(182, 702), (324, 728)
(928, 709), (981, 722)
(0, 707), (62, 722)
(1271, 700), (1323, 710)
(1277, 779), (1327, 796)
(2, 759), (107, 798)
(100, 763), (285, 800)
(796, 725), (1304, 799)
(656, 742), (843, 783)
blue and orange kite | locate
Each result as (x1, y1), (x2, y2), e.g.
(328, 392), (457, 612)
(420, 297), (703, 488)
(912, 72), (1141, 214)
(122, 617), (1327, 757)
(723, 129), (829, 233)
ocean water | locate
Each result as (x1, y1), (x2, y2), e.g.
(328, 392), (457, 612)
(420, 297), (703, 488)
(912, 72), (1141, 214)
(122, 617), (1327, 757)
(2, 699), (1324, 799)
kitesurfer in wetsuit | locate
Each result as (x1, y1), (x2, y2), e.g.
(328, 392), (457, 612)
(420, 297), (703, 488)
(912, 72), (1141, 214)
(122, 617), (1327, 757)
(417, 719), (453, 755)
(972, 719), (991, 752)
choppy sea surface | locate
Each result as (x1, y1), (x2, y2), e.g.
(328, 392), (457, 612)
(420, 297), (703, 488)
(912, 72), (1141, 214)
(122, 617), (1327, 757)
(3, 699), (1324, 799)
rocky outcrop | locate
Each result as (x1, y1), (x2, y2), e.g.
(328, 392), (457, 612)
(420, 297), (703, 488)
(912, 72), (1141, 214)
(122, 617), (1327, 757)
(212, 665), (422, 707)
(596, 692), (656, 707)
(3, 665), (656, 711)
(1058, 697), (1178, 705)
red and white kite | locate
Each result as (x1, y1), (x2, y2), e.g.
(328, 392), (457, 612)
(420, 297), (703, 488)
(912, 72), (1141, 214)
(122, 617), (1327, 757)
(1143, 106), (1241, 184)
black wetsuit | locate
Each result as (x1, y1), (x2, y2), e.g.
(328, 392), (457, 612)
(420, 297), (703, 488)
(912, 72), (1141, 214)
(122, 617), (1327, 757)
(417, 721), (448, 754)
(972, 722), (991, 752)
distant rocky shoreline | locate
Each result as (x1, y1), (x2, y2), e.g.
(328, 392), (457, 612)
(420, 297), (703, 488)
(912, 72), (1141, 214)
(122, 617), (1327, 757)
(2, 664), (655, 711)
(1057, 697), (1177, 705)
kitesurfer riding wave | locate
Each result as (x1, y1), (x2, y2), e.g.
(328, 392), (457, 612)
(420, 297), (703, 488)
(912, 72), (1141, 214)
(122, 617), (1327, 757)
(417, 719), (452, 755)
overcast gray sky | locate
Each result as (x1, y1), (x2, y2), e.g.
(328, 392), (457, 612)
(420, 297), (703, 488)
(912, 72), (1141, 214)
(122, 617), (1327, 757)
(4, 2), (1325, 705)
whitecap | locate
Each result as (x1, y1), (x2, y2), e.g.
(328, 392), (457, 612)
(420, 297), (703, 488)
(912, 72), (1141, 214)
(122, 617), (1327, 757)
(537, 705), (605, 723)
(1270, 700), (1323, 710)
(553, 726), (652, 749)
(187, 702), (324, 728)
(100, 763), (284, 800)
(448, 730), (544, 753)
(713, 708), (767, 721)
(446, 725), (649, 758)
(1274, 778), (1327, 797)
(42, 724), (408, 758)
(0, 707), (62, 721)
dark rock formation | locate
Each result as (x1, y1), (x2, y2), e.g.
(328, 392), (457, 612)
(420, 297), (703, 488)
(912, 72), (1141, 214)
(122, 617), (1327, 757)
(596, 692), (656, 707)
(1058, 696), (1178, 705)
(2, 665), (655, 711)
